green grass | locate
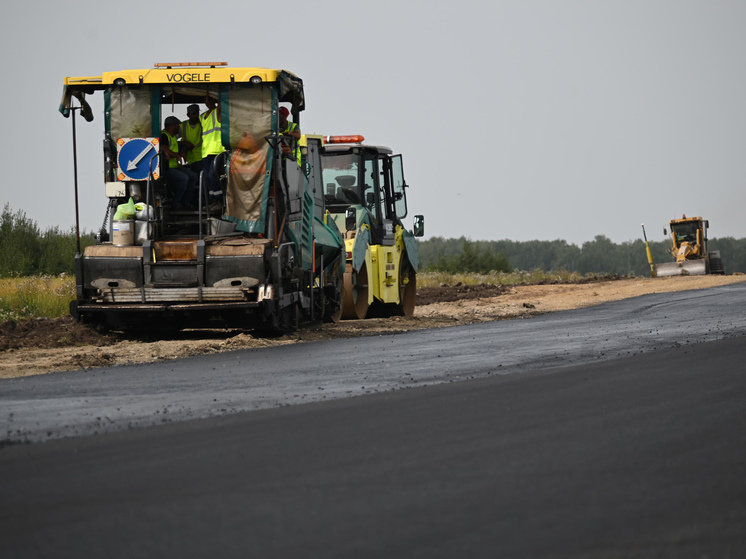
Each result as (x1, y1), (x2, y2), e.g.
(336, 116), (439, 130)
(0, 275), (75, 321)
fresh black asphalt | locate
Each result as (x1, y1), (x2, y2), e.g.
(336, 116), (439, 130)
(2, 284), (746, 444)
(1, 283), (745, 557)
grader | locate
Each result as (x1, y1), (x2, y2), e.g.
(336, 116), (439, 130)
(655, 215), (725, 277)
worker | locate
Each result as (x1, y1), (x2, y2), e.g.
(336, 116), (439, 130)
(279, 106), (301, 166)
(182, 103), (212, 207)
(181, 104), (203, 173)
(200, 96), (223, 206)
(161, 116), (198, 209)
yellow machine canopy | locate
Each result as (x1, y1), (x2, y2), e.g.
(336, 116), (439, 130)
(59, 63), (306, 233)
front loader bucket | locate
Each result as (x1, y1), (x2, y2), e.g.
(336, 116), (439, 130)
(655, 260), (707, 277)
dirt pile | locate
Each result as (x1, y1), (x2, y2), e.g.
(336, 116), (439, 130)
(416, 274), (625, 306)
(2, 282), (519, 352)
(0, 316), (119, 352)
(417, 283), (510, 305)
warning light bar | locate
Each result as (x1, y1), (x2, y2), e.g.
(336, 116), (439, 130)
(324, 135), (365, 144)
(154, 62), (228, 68)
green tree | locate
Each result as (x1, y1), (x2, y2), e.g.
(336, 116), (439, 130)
(0, 204), (41, 276)
(416, 233), (746, 276)
(0, 204), (94, 277)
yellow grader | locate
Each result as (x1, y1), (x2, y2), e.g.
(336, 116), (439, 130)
(655, 215), (725, 277)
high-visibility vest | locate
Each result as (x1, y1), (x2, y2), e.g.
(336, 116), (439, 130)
(181, 120), (203, 164)
(200, 109), (223, 157)
(284, 121), (301, 166)
(161, 129), (180, 169)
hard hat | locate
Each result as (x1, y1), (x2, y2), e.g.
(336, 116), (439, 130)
(165, 116), (181, 126)
(279, 107), (290, 117)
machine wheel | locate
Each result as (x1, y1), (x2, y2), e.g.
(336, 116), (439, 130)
(69, 300), (80, 321)
(709, 256), (725, 275)
(399, 259), (417, 318)
(285, 301), (301, 332)
(257, 300), (301, 336)
(323, 274), (344, 323)
(342, 262), (369, 319)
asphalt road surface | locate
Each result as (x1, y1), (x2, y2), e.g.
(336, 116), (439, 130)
(1, 284), (745, 557)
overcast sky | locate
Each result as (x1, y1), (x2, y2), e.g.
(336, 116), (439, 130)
(2, 0), (744, 245)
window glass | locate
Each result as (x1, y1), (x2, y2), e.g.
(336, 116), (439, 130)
(671, 222), (698, 244)
(322, 154), (361, 206)
(363, 155), (380, 220)
(391, 154), (407, 219)
(321, 152), (381, 222)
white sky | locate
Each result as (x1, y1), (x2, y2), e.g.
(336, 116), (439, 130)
(2, 0), (744, 245)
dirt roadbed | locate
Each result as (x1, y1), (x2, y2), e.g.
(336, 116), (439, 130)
(1, 275), (744, 379)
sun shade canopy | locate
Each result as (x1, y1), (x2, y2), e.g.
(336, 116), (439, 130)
(59, 64), (305, 119)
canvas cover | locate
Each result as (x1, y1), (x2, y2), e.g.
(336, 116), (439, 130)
(221, 85), (275, 233)
(107, 86), (154, 138)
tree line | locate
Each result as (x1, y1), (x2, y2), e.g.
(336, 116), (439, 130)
(0, 204), (95, 277)
(419, 235), (746, 276)
(3, 203), (745, 277)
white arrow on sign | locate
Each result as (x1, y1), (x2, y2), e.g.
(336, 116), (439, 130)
(127, 142), (154, 172)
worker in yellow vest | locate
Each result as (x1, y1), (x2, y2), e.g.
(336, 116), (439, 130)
(181, 104), (210, 207)
(180, 104), (203, 173)
(279, 106), (302, 166)
(160, 116), (198, 209)
(200, 96), (223, 209)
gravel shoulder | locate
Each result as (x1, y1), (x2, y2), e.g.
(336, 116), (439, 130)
(1, 275), (744, 379)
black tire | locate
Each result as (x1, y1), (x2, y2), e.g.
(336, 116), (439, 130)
(342, 262), (369, 319)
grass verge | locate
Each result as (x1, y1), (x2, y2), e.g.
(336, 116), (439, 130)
(0, 275), (75, 321)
